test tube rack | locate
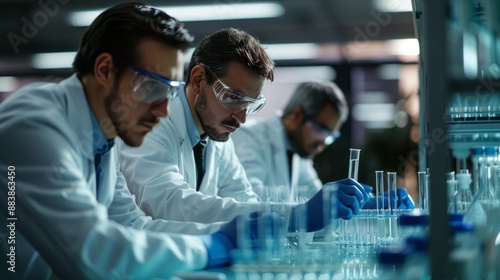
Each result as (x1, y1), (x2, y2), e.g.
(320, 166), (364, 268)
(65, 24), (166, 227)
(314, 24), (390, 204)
(335, 209), (414, 255)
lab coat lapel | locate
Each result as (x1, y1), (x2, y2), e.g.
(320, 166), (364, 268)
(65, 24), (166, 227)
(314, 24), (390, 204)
(200, 140), (219, 195)
(269, 116), (292, 200)
(60, 75), (97, 194)
(97, 150), (117, 205)
(169, 96), (197, 189)
(290, 153), (300, 197)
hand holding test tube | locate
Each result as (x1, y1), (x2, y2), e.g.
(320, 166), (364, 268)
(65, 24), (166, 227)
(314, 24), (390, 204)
(363, 187), (414, 210)
(362, 171), (415, 210)
(291, 178), (370, 232)
(345, 149), (415, 210)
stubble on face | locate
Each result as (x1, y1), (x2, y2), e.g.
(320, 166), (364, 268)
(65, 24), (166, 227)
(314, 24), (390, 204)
(105, 77), (155, 147)
(194, 87), (240, 142)
(288, 121), (322, 159)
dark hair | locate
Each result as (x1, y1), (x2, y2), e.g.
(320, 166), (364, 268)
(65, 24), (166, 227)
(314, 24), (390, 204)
(186, 28), (275, 85)
(283, 81), (349, 122)
(73, 2), (193, 76)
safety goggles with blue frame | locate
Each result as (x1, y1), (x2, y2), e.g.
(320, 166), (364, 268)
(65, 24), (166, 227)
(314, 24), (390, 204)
(120, 59), (184, 104)
(303, 111), (341, 145)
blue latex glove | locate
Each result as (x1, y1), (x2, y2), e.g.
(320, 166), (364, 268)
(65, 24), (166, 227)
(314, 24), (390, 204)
(291, 178), (369, 232)
(362, 187), (415, 210)
(360, 183), (374, 195)
(395, 187), (415, 209)
(199, 212), (284, 268)
(199, 221), (238, 268)
(336, 178), (371, 220)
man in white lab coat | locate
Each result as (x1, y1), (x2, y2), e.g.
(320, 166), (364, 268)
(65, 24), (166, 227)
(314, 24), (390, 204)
(0, 3), (249, 279)
(232, 81), (347, 201)
(232, 81), (415, 209)
(119, 28), (275, 224)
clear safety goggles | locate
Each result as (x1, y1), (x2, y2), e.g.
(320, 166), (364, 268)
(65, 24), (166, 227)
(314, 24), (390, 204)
(303, 111), (341, 145)
(124, 61), (184, 104)
(202, 64), (266, 115)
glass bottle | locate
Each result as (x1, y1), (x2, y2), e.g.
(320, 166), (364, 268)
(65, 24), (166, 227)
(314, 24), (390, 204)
(455, 171), (474, 214)
(464, 165), (500, 235)
(471, 147), (484, 196)
(447, 172), (457, 213)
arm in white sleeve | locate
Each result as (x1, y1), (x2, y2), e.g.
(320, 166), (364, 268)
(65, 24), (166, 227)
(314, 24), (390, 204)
(119, 121), (261, 224)
(0, 116), (209, 279)
(109, 164), (225, 234)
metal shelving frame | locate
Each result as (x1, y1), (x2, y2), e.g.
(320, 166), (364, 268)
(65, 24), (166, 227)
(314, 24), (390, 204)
(415, 0), (451, 278)
(416, 0), (500, 277)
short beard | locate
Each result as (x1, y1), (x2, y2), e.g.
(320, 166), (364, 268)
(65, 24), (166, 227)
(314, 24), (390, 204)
(104, 79), (142, 147)
(194, 90), (231, 142)
(287, 123), (310, 158)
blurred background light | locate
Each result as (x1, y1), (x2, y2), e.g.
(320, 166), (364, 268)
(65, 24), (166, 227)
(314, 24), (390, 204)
(68, 2), (285, 26)
(32, 52), (76, 69)
(373, 0), (412, 12)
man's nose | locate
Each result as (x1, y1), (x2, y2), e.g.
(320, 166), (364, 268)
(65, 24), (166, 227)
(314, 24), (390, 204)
(232, 109), (247, 124)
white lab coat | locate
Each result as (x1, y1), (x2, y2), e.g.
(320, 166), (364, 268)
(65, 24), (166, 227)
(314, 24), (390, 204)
(119, 93), (261, 225)
(0, 75), (223, 280)
(231, 114), (323, 201)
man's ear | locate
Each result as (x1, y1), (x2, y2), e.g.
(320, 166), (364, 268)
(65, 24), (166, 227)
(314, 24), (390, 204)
(94, 53), (115, 90)
(189, 65), (205, 95)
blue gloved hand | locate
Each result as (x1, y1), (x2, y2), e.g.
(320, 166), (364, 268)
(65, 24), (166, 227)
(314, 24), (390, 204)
(362, 187), (415, 210)
(360, 183), (374, 195)
(336, 178), (371, 220)
(199, 212), (284, 268)
(199, 218), (239, 268)
(291, 178), (369, 232)
(395, 187), (415, 209)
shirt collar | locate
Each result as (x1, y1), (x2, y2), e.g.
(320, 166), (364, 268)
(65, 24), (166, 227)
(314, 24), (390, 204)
(179, 88), (203, 148)
(88, 107), (114, 155)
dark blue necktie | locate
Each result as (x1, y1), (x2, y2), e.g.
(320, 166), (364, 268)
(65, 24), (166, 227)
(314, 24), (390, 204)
(287, 150), (294, 181)
(193, 138), (207, 191)
(94, 140), (114, 194)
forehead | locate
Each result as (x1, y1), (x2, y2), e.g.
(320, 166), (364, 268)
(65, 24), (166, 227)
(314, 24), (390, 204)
(135, 39), (184, 81)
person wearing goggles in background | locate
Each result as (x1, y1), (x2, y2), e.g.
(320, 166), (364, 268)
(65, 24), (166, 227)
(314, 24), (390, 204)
(232, 81), (415, 219)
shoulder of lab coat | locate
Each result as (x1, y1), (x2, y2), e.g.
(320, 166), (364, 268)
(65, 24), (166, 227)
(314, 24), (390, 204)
(119, 95), (261, 225)
(0, 75), (213, 279)
(232, 114), (322, 201)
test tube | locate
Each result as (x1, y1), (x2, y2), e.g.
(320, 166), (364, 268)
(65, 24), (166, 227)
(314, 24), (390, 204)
(387, 172), (397, 212)
(426, 171), (430, 211)
(348, 148), (361, 181)
(418, 171), (427, 210)
(375, 171), (384, 213)
(387, 172), (398, 242)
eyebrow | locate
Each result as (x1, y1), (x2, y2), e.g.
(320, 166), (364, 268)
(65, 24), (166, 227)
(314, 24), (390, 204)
(203, 64), (257, 98)
(132, 64), (179, 83)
